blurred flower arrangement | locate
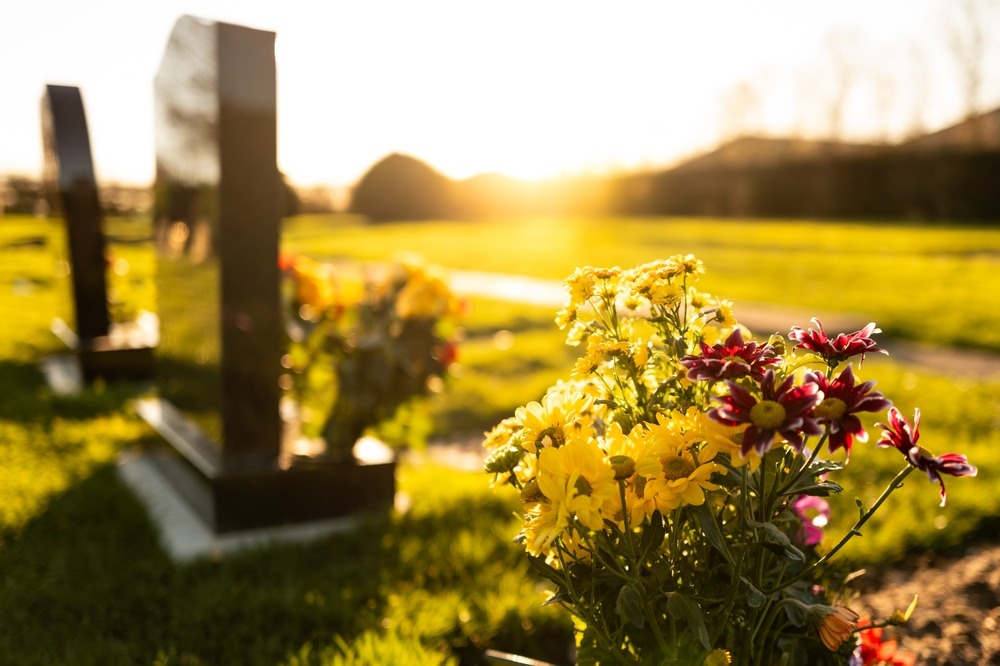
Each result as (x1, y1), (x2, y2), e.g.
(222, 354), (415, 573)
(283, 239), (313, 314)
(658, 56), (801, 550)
(281, 253), (462, 461)
(483, 255), (976, 665)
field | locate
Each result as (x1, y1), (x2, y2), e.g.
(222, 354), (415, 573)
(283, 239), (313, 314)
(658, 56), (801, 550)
(0, 213), (998, 664)
(282, 215), (1000, 351)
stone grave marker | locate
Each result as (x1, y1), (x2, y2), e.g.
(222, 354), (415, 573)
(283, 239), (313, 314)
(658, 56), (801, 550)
(132, 16), (395, 552)
(40, 84), (156, 385)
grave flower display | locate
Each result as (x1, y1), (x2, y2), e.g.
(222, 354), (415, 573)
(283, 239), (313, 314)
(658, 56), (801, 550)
(282, 253), (461, 460)
(483, 255), (976, 665)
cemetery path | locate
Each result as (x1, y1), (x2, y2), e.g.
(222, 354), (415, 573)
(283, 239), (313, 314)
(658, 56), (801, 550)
(449, 269), (1000, 379)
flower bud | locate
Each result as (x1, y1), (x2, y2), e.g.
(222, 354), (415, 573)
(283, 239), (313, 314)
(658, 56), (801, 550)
(887, 595), (919, 625)
(484, 443), (523, 475)
(767, 333), (786, 356)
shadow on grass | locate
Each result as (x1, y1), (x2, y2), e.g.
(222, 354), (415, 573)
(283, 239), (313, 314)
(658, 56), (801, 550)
(0, 462), (572, 666)
(0, 359), (151, 425)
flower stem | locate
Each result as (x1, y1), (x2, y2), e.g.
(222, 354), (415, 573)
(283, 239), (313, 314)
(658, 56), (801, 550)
(774, 432), (828, 500)
(766, 465), (915, 595)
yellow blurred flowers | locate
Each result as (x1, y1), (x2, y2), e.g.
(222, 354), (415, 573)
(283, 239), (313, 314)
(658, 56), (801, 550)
(283, 253), (461, 457)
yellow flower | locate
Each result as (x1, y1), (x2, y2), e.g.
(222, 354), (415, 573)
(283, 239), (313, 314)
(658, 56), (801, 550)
(627, 415), (724, 514)
(680, 408), (759, 472)
(293, 257), (337, 313)
(715, 300), (737, 327)
(515, 391), (593, 454)
(565, 267), (597, 309)
(537, 439), (617, 532)
(555, 306), (577, 330)
(523, 499), (572, 557)
(643, 454), (724, 513)
(674, 253), (705, 276)
(703, 649), (732, 666)
(688, 286), (710, 310)
(395, 263), (455, 319)
(631, 340), (650, 369)
(600, 420), (634, 458)
(624, 261), (686, 308)
(648, 281), (685, 308)
(634, 412), (689, 475)
(599, 422), (653, 527)
(573, 335), (610, 378)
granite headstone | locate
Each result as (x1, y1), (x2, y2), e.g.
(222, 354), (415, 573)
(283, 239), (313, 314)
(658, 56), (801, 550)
(136, 15), (395, 536)
(40, 84), (155, 383)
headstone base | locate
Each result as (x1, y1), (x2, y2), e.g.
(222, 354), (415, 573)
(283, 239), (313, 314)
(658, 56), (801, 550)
(116, 449), (383, 562)
(50, 313), (158, 384)
(133, 397), (397, 538)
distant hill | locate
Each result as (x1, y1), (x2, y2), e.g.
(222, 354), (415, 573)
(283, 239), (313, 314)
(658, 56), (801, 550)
(901, 108), (1000, 153)
(671, 136), (881, 172)
(343, 107), (1000, 222)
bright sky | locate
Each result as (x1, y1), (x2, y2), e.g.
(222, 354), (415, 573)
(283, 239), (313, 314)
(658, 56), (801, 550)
(2, 0), (998, 187)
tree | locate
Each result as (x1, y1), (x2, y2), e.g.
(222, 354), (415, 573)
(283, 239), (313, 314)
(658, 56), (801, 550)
(945, 0), (999, 144)
(822, 28), (865, 142)
(349, 153), (453, 222)
(719, 81), (762, 142)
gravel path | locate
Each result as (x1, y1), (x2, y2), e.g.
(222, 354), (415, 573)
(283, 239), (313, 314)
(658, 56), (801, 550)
(852, 540), (1000, 664)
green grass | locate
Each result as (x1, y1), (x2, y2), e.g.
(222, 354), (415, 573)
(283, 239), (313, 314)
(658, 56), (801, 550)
(282, 214), (1000, 352)
(0, 213), (997, 663)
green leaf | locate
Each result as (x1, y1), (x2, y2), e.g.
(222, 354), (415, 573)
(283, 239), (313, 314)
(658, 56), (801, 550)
(789, 480), (843, 497)
(638, 510), (666, 564)
(693, 503), (734, 566)
(783, 598), (809, 627)
(541, 591), (570, 607)
(748, 520), (805, 561)
(615, 582), (646, 629)
(666, 592), (711, 650)
(806, 458), (846, 475)
(740, 576), (767, 608)
(525, 555), (565, 588)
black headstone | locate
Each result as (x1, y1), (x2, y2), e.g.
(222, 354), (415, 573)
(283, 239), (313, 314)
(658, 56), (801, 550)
(138, 15), (394, 535)
(40, 84), (155, 383)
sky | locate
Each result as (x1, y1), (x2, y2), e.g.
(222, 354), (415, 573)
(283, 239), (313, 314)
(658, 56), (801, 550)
(2, 0), (999, 188)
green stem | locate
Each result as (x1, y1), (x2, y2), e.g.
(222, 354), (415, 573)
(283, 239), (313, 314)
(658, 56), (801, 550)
(644, 599), (672, 659)
(766, 465), (915, 595)
(619, 481), (635, 561)
(555, 546), (633, 666)
(749, 598), (800, 663)
(774, 432), (829, 500)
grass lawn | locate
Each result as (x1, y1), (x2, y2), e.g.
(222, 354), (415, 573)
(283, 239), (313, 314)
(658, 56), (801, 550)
(0, 213), (997, 663)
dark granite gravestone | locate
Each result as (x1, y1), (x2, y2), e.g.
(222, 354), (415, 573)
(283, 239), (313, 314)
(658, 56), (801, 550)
(134, 15), (395, 539)
(40, 84), (156, 384)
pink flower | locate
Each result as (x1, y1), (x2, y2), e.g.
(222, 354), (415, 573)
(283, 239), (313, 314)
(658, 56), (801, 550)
(805, 365), (892, 458)
(876, 407), (978, 507)
(789, 318), (887, 367)
(792, 495), (830, 546)
(709, 370), (824, 455)
(680, 328), (780, 382)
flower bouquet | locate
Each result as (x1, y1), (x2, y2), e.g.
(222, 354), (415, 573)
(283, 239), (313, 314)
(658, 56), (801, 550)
(483, 255), (976, 665)
(281, 253), (461, 461)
